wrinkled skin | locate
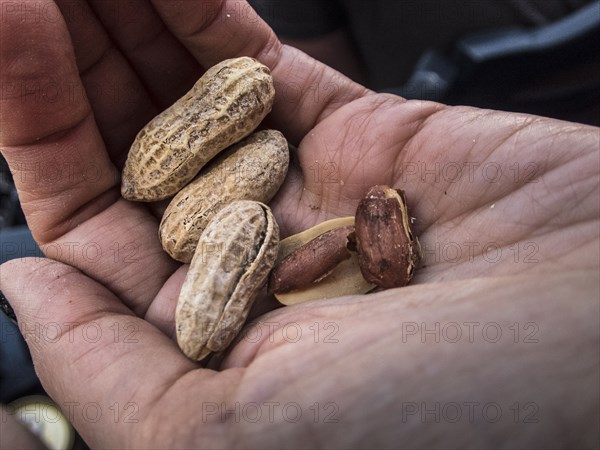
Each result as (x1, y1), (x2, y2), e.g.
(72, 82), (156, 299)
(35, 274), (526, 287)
(0, 1), (598, 449)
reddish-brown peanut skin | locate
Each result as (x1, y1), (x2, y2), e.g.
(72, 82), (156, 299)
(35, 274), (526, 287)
(355, 186), (420, 289)
(269, 225), (355, 294)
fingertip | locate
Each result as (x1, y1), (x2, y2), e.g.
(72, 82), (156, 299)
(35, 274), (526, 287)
(0, 256), (200, 447)
(0, 257), (49, 304)
(151, 0), (368, 143)
(0, 258), (130, 328)
(0, 0), (89, 146)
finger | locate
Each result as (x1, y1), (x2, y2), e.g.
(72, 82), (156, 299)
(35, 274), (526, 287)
(0, 0), (119, 234)
(0, 406), (47, 450)
(54, 0), (159, 166)
(0, 258), (202, 448)
(0, 0), (88, 147)
(87, 0), (203, 108)
(0, 0), (179, 315)
(150, 0), (371, 144)
(144, 264), (187, 338)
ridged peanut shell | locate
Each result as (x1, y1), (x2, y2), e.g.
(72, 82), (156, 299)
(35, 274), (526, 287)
(121, 57), (275, 201)
(176, 201), (279, 361)
(160, 129), (289, 262)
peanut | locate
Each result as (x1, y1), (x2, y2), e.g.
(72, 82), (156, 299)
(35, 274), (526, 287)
(121, 57), (275, 202)
(272, 217), (375, 305)
(160, 130), (289, 263)
(269, 225), (355, 294)
(354, 186), (421, 288)
(271, 186), (421, 305)
(176, 200), (279, 361)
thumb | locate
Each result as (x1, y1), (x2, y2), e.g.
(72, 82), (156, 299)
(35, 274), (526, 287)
(0, 258), (198, 448)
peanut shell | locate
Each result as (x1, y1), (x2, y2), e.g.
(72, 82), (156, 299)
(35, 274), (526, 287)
(176, 200), (279, 361)
(160, 130), (289, 262)
(121, 57), (275, 201)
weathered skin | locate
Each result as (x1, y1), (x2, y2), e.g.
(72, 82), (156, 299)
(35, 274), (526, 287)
(121, 57), (275, 201)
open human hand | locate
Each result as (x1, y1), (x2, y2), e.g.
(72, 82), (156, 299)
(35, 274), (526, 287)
(1, 1), (598, 448)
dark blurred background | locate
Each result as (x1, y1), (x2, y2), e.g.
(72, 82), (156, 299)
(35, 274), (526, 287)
(250, 0), (600, 125)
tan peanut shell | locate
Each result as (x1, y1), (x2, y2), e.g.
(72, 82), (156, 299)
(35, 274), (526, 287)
(176, 201), (279, 361)
(274, 217), (375, 305)
(121, 57), (275, 201)
(160, 130), (289, 263)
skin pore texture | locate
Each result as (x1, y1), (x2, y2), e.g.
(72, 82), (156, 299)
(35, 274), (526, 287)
(0, 1), (598, 448)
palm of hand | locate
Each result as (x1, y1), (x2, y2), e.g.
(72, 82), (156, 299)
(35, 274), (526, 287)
(1, 2), (598, 448)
